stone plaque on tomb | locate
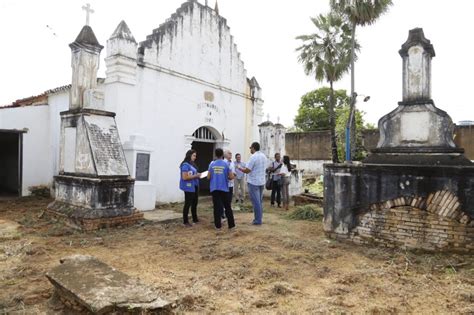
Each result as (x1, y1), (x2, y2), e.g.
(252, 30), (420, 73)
(83, 115), (129, 176)
(135, 153), (150, 181)
(64, 127), (77, 173)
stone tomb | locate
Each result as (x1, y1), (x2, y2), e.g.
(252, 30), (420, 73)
(46, 255), (171, 313)
(47, 23), (142, 230)
(323, 28), (474, 252)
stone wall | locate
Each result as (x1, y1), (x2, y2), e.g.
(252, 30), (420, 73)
(287, 127), (474, 162)
(328, 194), (474, 252)
(323, 163), (474, 252)
(454, 125), (474, 159)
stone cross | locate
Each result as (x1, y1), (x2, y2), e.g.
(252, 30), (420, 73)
(82, 3), (94, 26)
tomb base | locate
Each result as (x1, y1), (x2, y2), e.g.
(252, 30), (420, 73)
(323, 163), (474, 252)
(47, 175), (142, 230)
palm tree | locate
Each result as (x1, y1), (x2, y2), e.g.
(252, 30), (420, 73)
(296, 12), (356, 163)
(330, 0), (393, 160)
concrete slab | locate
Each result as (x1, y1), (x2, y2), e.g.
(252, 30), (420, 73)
(143, 209), (181, 223)
(46, 255), (171, 314)
(0, 219), (21, 240)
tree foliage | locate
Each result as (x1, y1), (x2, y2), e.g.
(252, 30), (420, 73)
(294, 87), (349, 131)
(294, 87), (372, 161)
(296, 12), (356, 163)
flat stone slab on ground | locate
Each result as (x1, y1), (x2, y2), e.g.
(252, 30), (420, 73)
(46, 255), (170, 314)
(143, 209), (181, 223)
(0, 219), (21, 240)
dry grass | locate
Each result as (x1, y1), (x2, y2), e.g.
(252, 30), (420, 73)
(0, 196), (473, 314)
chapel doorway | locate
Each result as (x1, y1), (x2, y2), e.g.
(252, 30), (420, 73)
(0, 131), (22, 197)
(191, 127), (217, 195)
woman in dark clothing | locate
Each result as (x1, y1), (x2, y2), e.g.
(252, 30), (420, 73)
(179, 149), (201, 227)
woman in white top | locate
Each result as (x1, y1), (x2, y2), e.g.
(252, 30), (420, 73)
(279, 155), (292, 210)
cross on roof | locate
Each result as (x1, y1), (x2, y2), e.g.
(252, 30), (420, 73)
(82, 3), (94, 26)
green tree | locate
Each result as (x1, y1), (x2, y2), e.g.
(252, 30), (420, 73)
(294, 87), (349, 131)
(330, 0), (392, 159)
(296, 12), (355, 163)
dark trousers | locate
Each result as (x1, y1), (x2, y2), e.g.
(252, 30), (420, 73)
(212, 190), (235, 229)
(221, 187), (234, 218)
(271, 180), (281, 206)
(183, 187), (198, 224)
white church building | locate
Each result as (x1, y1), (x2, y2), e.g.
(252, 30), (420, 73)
(0, 0), (264, 206)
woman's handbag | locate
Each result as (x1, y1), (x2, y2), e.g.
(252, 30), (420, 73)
(265, 176), (273, 190)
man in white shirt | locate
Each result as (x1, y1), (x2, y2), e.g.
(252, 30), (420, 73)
(234, 153), (246, 204)
(238, 142), (267, 225)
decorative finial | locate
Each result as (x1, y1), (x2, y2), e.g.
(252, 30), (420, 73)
(205, 0), (208, 6)
(277, 116), (280, 124)
(214, 0), (219, 14)
(82, 3), (94, 26)
(266, 113), (270, 122)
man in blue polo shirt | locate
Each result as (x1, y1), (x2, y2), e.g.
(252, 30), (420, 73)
(207, 148), (235, 230)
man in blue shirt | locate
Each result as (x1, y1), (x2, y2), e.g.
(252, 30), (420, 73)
(208, 148), (235, 230)
(238, 142), (267, 225)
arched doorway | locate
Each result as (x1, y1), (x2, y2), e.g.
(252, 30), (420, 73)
(191, 127), (217, 194)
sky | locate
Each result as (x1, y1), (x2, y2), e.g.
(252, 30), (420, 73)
(0, 0), (473, 127)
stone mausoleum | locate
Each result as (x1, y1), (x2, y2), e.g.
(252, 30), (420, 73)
(324, 28), (474, 252)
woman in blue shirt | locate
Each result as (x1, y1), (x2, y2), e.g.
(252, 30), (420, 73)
(180, 149), (201, 227)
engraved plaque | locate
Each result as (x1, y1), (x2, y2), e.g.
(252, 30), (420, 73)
(84, 115), (129, 176)
(136, 153), (150, 181)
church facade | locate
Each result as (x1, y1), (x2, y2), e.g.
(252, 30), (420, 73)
(0, 0), (263, 205)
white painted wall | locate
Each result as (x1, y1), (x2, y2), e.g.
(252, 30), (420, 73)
(103, 1), (260, 203)
(292, 160), (330, 177)
(0, 105), (51, 195)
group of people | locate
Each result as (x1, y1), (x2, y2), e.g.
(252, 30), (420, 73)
(179, 141), (292, 230)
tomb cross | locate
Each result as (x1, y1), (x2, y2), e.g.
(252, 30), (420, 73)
(82, 3), (94, 26)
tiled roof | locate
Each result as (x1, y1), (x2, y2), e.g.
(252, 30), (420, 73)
(1, 78), (104, 109)
(0, 84), (71, 109)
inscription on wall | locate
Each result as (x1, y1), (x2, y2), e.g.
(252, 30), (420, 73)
(197, 102), (224, 124)
(136, 153), (150, 181)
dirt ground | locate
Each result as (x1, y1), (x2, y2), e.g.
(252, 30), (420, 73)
(1, 196), (473, 314)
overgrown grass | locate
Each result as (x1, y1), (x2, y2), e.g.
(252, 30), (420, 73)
(304, 176), (324, 196)
(287, 204), (323, 221)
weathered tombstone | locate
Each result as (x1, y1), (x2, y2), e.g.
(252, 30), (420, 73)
(46, 255), (171, 313)
(47, 15), (142, 230)
(323, 28), (474, 252)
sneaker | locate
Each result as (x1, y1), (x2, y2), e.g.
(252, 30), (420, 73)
(229, 226), (236, 232)
(183, 223), (193, 228)
(193, 220), (200, 224)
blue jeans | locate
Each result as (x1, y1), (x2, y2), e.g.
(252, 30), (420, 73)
(248, 183), (264, 224)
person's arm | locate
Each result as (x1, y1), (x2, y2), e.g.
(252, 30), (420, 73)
(207, 164), (212, 180)
(228, 168), (235, 180)
(182, 171), (200, 180)
(240, 156), (254, 174)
